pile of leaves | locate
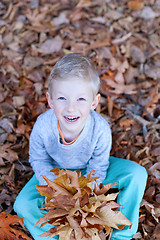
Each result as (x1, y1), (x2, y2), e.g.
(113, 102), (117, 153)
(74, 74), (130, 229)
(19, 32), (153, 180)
(35, 168), (132, 240)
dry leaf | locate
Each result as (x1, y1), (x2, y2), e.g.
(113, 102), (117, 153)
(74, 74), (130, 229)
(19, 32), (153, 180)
(0, 211), (32, 240)
(13, 96), (25, 107)
(76, 0), (92, 8)
(52, 12), (69, 26)
(130, 45), (145, 63)
(23, 56), (43, 71)
(140, 6), (159, 19)
(0, 144), (19, 166)
(128, 0), (144, 11)
(35, 168), (132, 239)
(32, 36), (63, 54)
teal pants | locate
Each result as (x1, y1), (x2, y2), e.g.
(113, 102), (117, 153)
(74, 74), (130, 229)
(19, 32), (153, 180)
(14, 157), (147, 240)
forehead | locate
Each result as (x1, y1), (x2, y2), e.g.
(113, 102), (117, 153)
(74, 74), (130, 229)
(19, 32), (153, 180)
(52, 77), (93, 94)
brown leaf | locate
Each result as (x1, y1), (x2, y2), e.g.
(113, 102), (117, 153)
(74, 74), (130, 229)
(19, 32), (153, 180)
(0, 144), (19, 165)
(33, 36), (63, 54)
(26, 8), (47, 27)
(103, 78), (137, 95)
(13, 96), (25, 108)
(94, 182), (118, 195)
(0, 211), (32, 240)
(95, 202), (132, 230)
(128, 0), (144, 11)
(40, 175), (73, 197)
(23, 56), (43, 71)
(153, 223), (160, 239)
(76, 0), (92, 8)
(130, 45), (145, 63)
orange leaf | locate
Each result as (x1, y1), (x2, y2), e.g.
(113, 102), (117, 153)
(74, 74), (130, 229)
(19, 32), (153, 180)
(0, 211), (32, 240)
(119, 119), (137, 130)
(128, 0), (144, 11)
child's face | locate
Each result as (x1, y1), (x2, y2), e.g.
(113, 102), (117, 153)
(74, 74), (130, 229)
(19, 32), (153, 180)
(47, 77), (100, 140)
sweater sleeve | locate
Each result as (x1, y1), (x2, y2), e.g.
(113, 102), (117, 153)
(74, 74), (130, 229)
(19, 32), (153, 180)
(29, 120), (56, 185)
(85, 119), (112, 184)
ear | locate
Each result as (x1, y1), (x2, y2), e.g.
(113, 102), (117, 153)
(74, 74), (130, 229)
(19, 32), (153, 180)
(46, 92), (54, 109)
(91, 93), (100, 110)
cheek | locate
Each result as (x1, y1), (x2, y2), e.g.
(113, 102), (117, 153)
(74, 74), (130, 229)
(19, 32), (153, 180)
(53, 102), (63, 115)
(79, 104), (91, 116)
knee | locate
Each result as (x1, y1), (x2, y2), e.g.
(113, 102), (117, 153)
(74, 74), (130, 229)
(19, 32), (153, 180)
(133, 163), (147, 180)
(128, 162), (148, 188)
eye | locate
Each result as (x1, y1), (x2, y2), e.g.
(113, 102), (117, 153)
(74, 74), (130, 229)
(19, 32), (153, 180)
(58, 97), (66, 100)
(78, 98), (86, 101)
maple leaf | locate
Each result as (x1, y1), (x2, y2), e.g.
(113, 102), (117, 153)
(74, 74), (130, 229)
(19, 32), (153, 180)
(26, 8), (47, 27)
(0, 211), (32, 240)
(35, 168), (132, 239)
(101, 58), (137, 95)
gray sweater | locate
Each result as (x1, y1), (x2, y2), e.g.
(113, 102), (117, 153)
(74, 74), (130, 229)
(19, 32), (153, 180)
(29, 109), (112, 185)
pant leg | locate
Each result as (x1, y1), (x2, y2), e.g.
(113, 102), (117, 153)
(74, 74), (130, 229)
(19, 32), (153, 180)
(102, 156), (148, 240)
(13, 175), (59, 240)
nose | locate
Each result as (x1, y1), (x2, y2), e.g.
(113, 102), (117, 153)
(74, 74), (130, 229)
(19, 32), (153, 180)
(66, 100), (76, 113)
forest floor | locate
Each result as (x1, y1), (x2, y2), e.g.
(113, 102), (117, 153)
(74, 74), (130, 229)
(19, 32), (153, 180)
(0, 0), (160, 239)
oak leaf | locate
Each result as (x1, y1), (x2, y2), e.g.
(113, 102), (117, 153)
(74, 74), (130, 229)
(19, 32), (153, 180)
(0, 211), (32, 240)
(0, 144), (19, 166)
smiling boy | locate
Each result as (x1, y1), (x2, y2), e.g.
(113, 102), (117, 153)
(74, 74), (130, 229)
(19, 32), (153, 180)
(14, 53), (147, 240)
(29, 54), (111, 186)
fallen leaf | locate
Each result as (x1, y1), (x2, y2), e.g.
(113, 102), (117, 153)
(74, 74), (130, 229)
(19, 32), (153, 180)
(23, 56), (43, 71)
(76, 0), (92, 8)
(119, 119), (137, 130)
(103, 78), (137, 95)
(128, 0), (144, 11)
(32, 36), (63, 54)
(26, 8), (47, 27)
(0, 144), (19, 166)
(52, 12), (69, 26)
(140, 6), (159, 19)
(0, 211), (32, 240)
(144, 64), (160, 80)
(13, 96), (25, 108)
(130, 45), (146, 63)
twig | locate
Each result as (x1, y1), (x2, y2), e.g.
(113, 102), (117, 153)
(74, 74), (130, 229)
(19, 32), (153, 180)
(123, 93), (156, 121)
(0, 112), (19, 120)
(126, 109), (150, 136)
(112, 32), (132, 44)
(126, 110), (150, 127)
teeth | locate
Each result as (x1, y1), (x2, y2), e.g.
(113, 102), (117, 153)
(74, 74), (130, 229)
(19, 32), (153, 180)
(65, 116), (78, 121)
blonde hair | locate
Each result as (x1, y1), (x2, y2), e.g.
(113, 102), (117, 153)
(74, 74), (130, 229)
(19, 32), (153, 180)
(48, 53), (100, 98)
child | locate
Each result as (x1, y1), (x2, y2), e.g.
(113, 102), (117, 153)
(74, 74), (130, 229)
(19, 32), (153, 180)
(14, 53), (148, 240)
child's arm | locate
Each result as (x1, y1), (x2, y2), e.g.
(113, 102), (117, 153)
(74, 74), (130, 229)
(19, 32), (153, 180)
(85, 119), (112, 184)
(29, 121), (56, 185)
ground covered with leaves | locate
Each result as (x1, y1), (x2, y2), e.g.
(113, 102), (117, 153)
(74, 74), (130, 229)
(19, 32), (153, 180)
(0, 0), (160, 239)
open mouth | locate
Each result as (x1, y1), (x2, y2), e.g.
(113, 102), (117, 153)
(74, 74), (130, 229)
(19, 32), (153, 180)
(64, 116), (80, 122)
